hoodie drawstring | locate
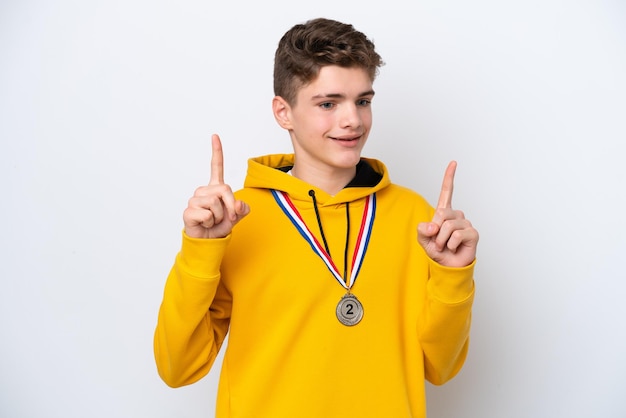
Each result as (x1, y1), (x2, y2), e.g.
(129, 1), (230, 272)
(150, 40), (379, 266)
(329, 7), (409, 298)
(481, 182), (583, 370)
(308, 190), (351, 284)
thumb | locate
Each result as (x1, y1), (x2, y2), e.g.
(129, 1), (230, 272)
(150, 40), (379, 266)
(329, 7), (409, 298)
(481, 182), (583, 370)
(234, 200), (251, 222)
(417, 222), (438, 247)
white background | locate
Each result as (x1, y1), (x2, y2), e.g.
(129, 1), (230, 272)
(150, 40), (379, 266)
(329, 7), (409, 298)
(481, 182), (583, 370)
(1, 1), (625, 417)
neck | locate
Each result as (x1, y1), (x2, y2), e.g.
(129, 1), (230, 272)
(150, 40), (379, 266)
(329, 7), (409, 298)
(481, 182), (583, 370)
(291, 162), (356, 196)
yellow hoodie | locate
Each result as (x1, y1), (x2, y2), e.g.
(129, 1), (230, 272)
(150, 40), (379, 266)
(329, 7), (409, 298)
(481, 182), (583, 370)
(155, 154), (475, 418)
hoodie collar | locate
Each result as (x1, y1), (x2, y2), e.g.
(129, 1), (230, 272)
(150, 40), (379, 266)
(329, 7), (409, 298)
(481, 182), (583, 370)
(243, 154), (391, 205)
(276, 160), (383, 188)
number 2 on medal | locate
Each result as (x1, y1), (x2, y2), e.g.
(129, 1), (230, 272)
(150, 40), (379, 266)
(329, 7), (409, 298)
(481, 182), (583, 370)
(345, 303), (354, 316)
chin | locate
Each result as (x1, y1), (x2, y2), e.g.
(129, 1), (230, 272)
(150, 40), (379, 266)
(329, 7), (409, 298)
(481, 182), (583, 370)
(334, 153), (363, 168)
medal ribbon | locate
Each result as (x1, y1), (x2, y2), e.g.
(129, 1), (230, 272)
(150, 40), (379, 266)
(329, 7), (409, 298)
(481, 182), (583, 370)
(271, 190), (376, 291)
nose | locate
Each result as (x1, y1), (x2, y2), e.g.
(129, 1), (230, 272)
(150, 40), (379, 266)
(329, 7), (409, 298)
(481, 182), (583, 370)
(339, 103), (361, 129)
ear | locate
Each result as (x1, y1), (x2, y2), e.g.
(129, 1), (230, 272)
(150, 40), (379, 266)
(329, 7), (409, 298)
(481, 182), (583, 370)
(272, 96), (293, 130)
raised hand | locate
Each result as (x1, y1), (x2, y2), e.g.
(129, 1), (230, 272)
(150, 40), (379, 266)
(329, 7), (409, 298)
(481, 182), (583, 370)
(183, 134), (250, 239)
(417, 161), (479, 267)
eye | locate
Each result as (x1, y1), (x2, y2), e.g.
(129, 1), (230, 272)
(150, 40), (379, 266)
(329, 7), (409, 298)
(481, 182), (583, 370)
(357, 99), (372, 107)
(319, 102), (335, 109)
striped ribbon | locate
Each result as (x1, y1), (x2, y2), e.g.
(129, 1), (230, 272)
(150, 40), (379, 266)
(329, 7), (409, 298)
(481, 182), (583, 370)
(271, 190), (376, 290)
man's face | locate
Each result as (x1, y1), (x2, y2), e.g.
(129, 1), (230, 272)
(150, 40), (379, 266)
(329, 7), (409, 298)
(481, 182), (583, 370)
(284, 65), (375, 173)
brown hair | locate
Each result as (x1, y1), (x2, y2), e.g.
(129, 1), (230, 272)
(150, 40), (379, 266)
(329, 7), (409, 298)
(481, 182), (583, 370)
(273, 18), (384, 105)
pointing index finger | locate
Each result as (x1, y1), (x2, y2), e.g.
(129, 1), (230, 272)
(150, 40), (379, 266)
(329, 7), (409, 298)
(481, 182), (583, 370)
(436, 161), (457, 209)
(209, 134), (225, 185)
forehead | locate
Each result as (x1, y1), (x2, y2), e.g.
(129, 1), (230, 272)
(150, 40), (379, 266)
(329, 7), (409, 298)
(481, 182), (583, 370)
(297, 66), (374, 100)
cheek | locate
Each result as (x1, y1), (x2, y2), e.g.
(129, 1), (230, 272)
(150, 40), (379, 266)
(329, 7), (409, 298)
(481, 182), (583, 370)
(309, 114), (335, 133)
(361, 109), (373, 128)
(295, 110), (326, 129)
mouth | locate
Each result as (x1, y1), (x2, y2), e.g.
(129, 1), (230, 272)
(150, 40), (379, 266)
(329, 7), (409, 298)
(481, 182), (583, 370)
(330, 134), (362, 142)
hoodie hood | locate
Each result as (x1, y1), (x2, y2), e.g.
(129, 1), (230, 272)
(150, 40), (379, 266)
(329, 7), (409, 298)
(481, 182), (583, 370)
(243, 154), (391, 205)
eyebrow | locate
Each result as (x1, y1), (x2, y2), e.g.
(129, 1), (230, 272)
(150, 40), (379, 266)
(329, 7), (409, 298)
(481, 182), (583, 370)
(311, 90), (376, 100)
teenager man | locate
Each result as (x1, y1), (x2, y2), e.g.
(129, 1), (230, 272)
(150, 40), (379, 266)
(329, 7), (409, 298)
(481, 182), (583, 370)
(155, 17), (478, 417)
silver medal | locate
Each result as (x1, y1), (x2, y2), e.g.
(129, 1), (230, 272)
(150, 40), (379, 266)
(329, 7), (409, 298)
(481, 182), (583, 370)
(336, 293), (364, 326)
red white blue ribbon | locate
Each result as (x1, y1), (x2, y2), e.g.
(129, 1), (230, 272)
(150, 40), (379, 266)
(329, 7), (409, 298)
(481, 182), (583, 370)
(271, 190), (376, 290)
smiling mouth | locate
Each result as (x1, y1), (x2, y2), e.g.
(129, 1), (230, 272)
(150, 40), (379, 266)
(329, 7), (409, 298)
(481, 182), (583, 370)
(331, 135), (361, 141)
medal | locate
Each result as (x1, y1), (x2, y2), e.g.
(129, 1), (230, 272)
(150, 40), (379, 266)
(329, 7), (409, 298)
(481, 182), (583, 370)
(272, 190), (376, 326)
(336, 293), (364, 326)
